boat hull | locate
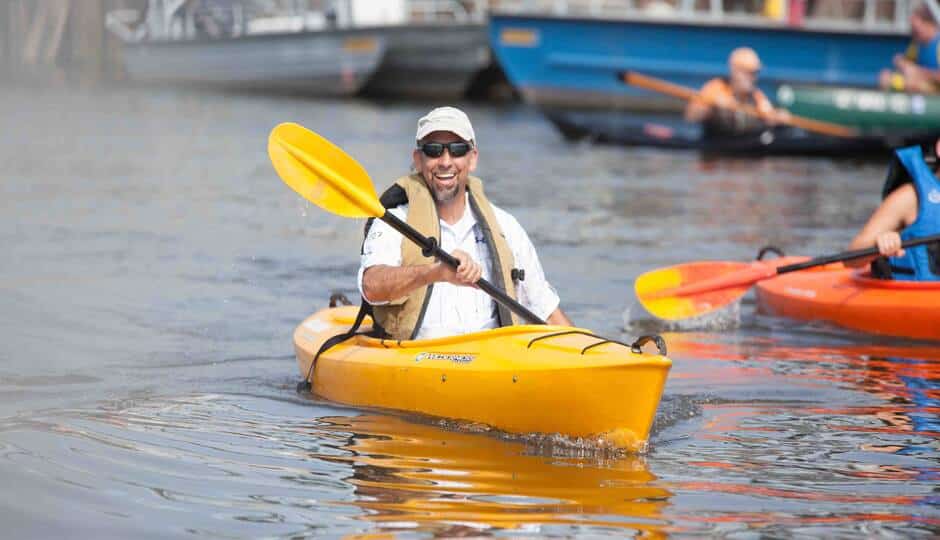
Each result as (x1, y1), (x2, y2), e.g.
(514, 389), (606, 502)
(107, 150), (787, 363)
(120, 29), (386, 96)
(755, 257), (940, 341)
(490, 13), (908, 112)
(545, 109), (918, 157)
(777, 85), (940, 132)
(294, 306), (671, 450)
(361, 24), (490, 99)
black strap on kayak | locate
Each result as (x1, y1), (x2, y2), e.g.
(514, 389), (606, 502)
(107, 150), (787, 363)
(930, 242), (940, 275)
(756, 245), (785, 261)
(870, 257), (894, 279)
(297, 293), (384, 393)
(525, 330), (668, 356)
(630, 335), (668, 356)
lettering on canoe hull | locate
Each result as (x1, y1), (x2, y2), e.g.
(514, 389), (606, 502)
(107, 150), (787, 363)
(783, 287), (817, 299)
(415, 352), (476, 364)
(832, 90), (927, 116)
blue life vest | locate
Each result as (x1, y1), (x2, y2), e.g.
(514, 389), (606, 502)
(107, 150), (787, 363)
(915, 35), (940, 70)
(885, 145), (940, 281)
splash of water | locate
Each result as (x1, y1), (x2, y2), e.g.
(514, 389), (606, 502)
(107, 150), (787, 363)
(623, 299), (742, 334)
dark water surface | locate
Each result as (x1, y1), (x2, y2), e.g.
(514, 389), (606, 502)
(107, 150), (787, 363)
(2, 85), (937, 537)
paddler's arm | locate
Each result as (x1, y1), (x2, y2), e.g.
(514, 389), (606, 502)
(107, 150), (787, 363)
(845, 184), (918, 268)
(923, 66), (940, 84)
(684, 98), (711, 123)
(546, 307), (572, 326)
(684, 80), (723, 123)
(496, 209), (574, 327)
(361, 250), (482, 304)
(754, 90), (790, 125)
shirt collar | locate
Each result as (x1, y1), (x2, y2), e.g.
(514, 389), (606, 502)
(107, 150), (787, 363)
(440, 192), (477, 235)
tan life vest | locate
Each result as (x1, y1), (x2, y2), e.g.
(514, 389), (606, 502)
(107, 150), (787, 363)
(370, 173), (520, 340)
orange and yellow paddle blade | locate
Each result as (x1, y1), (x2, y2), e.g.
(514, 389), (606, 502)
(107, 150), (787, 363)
(635, 261), (775, 320)
(268, 122), (385, 219)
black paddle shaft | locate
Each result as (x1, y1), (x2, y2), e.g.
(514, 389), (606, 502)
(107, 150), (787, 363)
(381, 211), (547, 325)
(778, 233), (940, 274)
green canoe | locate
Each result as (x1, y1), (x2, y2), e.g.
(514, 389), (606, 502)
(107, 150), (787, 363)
(777, 85), (940, 132)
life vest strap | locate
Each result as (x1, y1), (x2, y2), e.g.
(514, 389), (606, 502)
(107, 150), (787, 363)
(298, 295), (387, 392)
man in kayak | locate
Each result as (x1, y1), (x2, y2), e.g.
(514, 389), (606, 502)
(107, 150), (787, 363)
(358, 106), (573, 340)
(846, 138), (940, 280)
(684, 47), (790, 137)
(879, 3), (940, 94)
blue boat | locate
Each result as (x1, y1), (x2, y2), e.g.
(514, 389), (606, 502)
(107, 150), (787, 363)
(489, 5), (913, 113)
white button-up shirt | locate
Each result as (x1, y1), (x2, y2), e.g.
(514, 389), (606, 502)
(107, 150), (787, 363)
(358, 194), (560, 340)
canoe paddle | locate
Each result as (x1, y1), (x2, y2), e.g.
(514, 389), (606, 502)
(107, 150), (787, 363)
(620, 71), (860, 139)
(635, 233), (940, 321)
(267, 122), (546, 325)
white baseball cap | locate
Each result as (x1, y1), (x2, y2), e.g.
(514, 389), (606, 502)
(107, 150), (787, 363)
(415, 106), (475, 143)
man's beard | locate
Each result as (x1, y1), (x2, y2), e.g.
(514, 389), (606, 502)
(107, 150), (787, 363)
(431, 181), (461, 204)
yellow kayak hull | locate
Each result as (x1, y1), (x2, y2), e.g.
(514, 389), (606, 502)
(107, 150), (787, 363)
(294, 306), (672, 450)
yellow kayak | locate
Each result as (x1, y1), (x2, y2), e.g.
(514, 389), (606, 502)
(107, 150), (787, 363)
(294, 305), (672, 450)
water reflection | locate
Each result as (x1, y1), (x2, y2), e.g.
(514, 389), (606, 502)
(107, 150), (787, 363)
(3, 83), (938, 537)
(317, 414), (672, 536)
(660, 332), (940, 533)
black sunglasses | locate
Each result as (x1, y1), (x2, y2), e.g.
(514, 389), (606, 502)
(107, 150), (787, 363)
(417, 141), (472, 158)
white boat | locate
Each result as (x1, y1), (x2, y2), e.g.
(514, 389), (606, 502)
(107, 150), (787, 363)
(107, 0), (490, 98)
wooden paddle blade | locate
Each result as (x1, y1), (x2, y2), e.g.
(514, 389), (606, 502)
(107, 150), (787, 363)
(635, 261), (774, 320)
(268, 122), (385, 218)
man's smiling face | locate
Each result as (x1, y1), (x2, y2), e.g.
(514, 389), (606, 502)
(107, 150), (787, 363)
(413, 130), (478, 204)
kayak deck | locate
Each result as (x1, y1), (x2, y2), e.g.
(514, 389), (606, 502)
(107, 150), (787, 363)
(295, 306), (672, 450)
(755, 257), (940, 341)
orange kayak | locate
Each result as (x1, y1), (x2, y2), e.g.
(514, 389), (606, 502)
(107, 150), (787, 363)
(754, 256), (940, 341)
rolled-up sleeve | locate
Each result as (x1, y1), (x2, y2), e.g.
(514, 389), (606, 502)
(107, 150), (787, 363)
(495, 209), (560, 321)
(357, 206), (406, 305)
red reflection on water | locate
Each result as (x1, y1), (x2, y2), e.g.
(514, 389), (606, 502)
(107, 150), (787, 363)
(680, 481), (918, 506)
(683, 511), (940, 527)
(665, 332), (939, 525)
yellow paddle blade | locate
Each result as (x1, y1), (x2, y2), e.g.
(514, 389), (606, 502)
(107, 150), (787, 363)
(268, 122), (385, 219)
(635, 261), (757, 320)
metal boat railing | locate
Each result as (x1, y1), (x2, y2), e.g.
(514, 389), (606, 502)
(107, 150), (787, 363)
(105, 0), (940, 43)
(106, 0), (489, 43)
(489, 0), (940, 34)
(408, 0), (487, 22)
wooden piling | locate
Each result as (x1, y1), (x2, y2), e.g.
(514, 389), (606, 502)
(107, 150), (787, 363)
(0, 0), (135, 85)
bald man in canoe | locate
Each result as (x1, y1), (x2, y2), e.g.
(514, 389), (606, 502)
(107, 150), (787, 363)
(847, 137), (940, 281)
(358, 106), (572, 340)
(684, 47), (791, 137)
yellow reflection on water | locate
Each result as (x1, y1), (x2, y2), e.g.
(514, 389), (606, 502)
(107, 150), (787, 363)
(316, 414), (673, 536)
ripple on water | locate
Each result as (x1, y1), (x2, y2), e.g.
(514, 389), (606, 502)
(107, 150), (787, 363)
(0, 394), (682, 537)
(1, 368), (938, 538)
(652, 332), (940, 537)
(3, 85), (940, 538)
